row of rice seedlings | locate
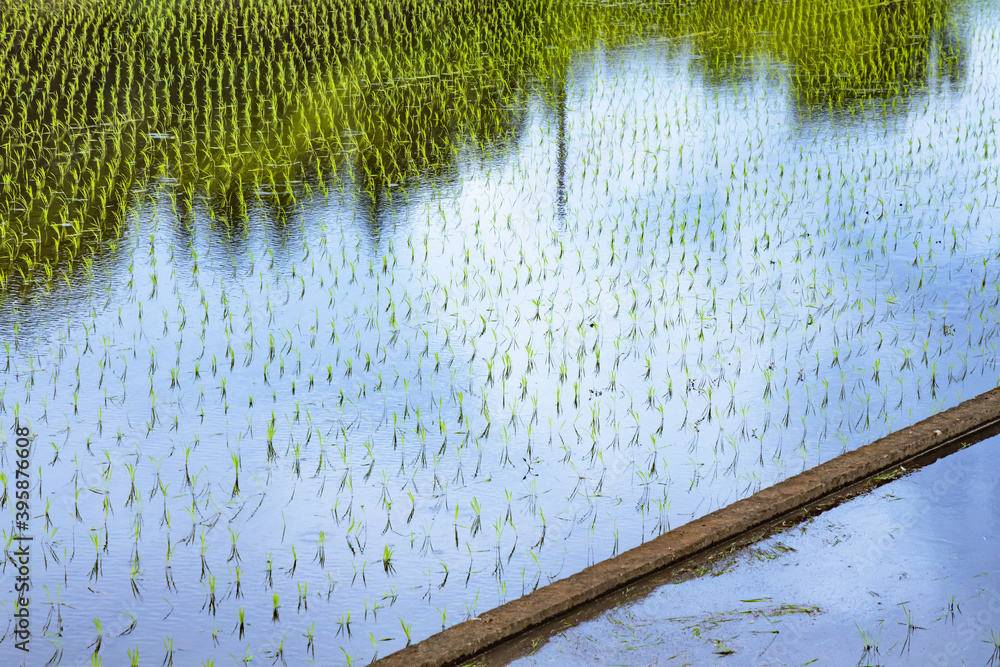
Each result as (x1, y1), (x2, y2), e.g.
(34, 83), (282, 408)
(0, 0), (962, 296)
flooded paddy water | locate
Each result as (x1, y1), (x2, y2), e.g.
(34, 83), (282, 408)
(1, 0), (999, 663)
(496, 433), (1000, 667)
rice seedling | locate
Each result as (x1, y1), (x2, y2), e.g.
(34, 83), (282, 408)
(382, 544), (396, 575)
(298, 581), (309, 612)
(337, 610), (353, 638)
(235, 608), (246, 640)
(304, 622), (316, 657)
(986, 629), (1000, 666)
(203, 576), (218, 616)
(945, 594), (962, 622)
(162, 637), (174, 667)
(90, 617), (103, 655)
(897, 602), (924, 654)
(855, 621), (882, 661)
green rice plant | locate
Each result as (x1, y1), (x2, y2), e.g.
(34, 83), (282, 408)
(288, 544), (298, 578)
(470, 497), (483, 537)
(304, 622), (315, 657)
(90, 617), (103, 655)
(162, 637), (174, 667)
(298, 581), (309, 612)
(855, 620), (882, 659)
(204, 576), (218, 617)
(315, 531), (326, 568)
(382, 544), (396, 575)
(129, 552), (143, 600)
(88, 531), (101, 581)
(229, 451), (241, 498)
(336, 609), (352, 638)
(946, 594), (962, 621)
(399, 617), (413, 646)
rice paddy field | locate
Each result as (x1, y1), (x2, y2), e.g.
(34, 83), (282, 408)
(498, 434), (1000, 666)
(1, 0), (999, 664)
